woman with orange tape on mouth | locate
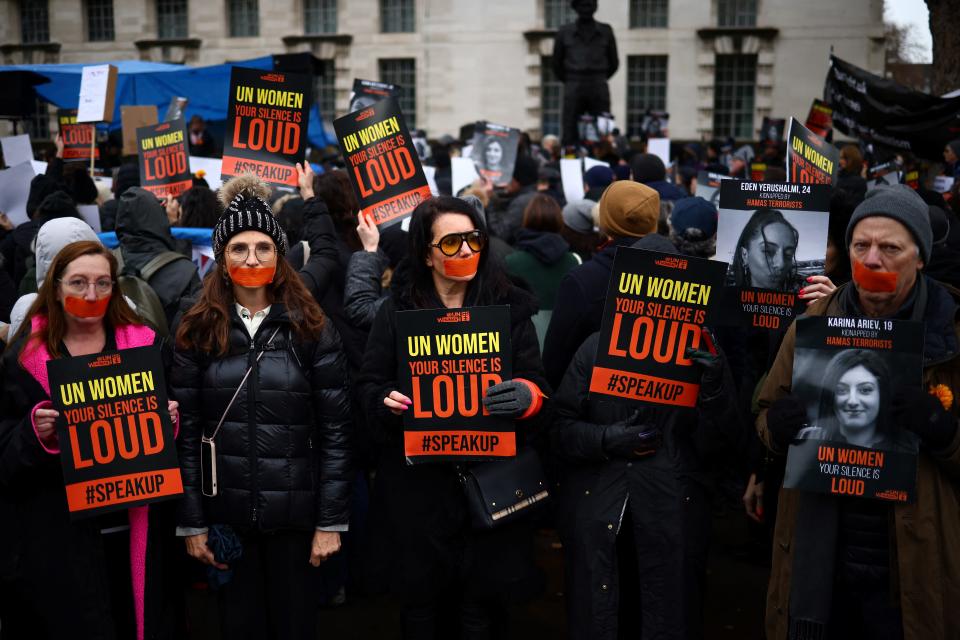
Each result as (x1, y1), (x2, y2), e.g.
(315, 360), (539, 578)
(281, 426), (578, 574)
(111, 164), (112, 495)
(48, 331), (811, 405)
(356, 195), (550, 639)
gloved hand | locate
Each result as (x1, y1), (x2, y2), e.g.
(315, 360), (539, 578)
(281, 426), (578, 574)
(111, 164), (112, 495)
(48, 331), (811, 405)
(685, 347), (724, 397)
(482, 378), (544, 419)
(894, 388), (957, 450)
(765, 394), (808, 451)
(602, 410), (662, 459)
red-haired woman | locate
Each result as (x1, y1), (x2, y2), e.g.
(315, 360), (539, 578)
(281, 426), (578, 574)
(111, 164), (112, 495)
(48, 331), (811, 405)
(0, 240), (180, 640)
(171, 175), (351, 639)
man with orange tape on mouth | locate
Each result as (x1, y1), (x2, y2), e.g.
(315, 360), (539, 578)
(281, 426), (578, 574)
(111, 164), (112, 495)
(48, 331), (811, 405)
(756, 184), (960, 640)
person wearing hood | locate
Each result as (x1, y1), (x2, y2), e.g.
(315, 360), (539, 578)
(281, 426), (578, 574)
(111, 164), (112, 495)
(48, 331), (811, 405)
(942, 139), (960, 180)
(630, 153), (685, 202)
(101, 163), (141, 231)
(506, 194), (582, 345)
(728, 145), (755, 180)
(551, 231), (742, 640)
(668, 196), (717, 259)
(542, 180), (660, 388)
(115, 186), (201, 329)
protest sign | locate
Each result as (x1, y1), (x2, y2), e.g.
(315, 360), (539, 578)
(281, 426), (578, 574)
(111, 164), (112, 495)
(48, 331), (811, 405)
(866, 160), (901, 188)
(589, 247), (727, 408)
(903, 168), (920, 190)
(396, 306), (515, 464)
(805, 99), (833, 140)
(783, 316), (921, 503)
(164, 96), (188, 122)
(335, 96), (430, 228)
(349, 78), (400, 114)
(715, 180), (830, 330)
(761, 117), (786, 144)
(1, 134), (33, 168)
(934, 175), (954, 193)
(46, 345), (183, 518)
(77, 64), (117, 123)
(121, 106), (158, 157)
(470, 122), (520, 187)
(222, 66), (311, 188)
(694, 170), (730, 206)
(750, 162), (767, 182)
(58, 109), (99, 162)
(451, 156), (480, 196)
(787, 117), (839, 185)
(648, 138), (671, 168)
(136, 117), (192, 198)
(560, 158), (585, 203)
(0, 162), (35, 225)
(189, 156), (223, 190)
(77, 204), (102, 233)
(423, 165), (438, 195)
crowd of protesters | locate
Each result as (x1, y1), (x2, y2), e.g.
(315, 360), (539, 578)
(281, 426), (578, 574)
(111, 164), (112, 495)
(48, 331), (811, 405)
(0, 114), (958, 640)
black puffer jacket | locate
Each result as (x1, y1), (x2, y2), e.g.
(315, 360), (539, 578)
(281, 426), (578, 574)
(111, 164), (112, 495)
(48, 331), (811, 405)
(172, 304), (351, 531)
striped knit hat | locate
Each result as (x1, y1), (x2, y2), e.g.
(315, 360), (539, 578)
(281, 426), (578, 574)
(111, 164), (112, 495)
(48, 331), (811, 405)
(212, 174), (287, 258)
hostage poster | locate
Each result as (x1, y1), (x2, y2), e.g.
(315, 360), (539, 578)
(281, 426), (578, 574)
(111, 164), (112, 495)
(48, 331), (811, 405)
(396, 306), (515, 464)
(334, 96), (430, 229)
(58, 109), (99, 162)
(589, 247), (727, 408)
(470, 121), (521, 187)
(46, 345), (183, 519)
(715, 180), (831, 330)
(136, 117), (192, 198)
(805, 99), (833, 140)
(786, 117), (838, 185)
(221, 66), (311, 188)
(349, 78), (400, 114)
(694, 170), (731, 206)
(783, 316), (922, 503)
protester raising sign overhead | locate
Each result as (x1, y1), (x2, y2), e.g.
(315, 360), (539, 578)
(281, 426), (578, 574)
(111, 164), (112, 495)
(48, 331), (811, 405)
(136, 117), (192, 198)
(349, 78), (400, 114)
(786, 117), (839, 185)
(57, 109), (99, 162)
(470, 121), (521, 187)
(221, 66), (311, 188)
(334, 96), (430, 229)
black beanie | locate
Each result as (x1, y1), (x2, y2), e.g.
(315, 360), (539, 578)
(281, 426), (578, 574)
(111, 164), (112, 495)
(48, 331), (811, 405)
(114, 163), (141, 197)
(66, 169), (99, 205)
(630, 153), (666, 184)
(512, 154), (539, 187)
(213, 175), (287, 258)
(27, 174), (62, 218)
(36, 190), (79, 220)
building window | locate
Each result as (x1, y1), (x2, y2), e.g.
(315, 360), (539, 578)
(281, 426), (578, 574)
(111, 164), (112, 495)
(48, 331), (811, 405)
(314, 59), (336, 127)
(541, 56), (563, 137)
(544, 0), (576, 29)
(379, 58), (416, 128)
(717, 0), (757, 27)
(85, 0), (115, 41)
(157, 0), (188, 39)
(713, 54), (756, 138)
(630, 0), (668, 28)
(304, 0), (336, 34)
(22, 97), (51, 140)
(626, 55), (668, 137)
(20, 0), (50, 43)
(228, 0), (258, 37)
(380, 0), (414, 33)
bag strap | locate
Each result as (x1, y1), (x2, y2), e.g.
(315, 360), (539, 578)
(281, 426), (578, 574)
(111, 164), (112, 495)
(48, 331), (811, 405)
(301, 239), (310, 265)
(202, 325), (281, 443)
(140, 251), (188, 281)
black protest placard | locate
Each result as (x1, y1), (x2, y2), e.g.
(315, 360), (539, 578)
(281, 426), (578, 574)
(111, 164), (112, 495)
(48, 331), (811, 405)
(787, 117), (839, 185)
(221, 66), (311, 188)
(783, 316), (922, 503)
(866, 160), (902, 188)
(805, 99), (833, 140)
(694, 170), (731, 206)
(136, 117), (192, 198)
(334, 96), (431, 229)
(58, 109), (99, 162)
(589, 247), (727, 408)
(714, 180), (831, 330)
(760, 117), (786, 145)
(396, 306), (515, 464)
(349, 78), (400, 114)
(46, 345), (183, 519)
(470, 122), (521, 187)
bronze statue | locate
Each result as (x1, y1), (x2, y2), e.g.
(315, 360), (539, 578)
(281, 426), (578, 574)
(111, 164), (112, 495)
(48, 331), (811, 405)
(552, 0), (619, 147)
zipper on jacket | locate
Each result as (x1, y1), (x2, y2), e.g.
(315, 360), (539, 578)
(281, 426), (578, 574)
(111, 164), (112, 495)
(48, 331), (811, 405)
(247, 336), (259, 525)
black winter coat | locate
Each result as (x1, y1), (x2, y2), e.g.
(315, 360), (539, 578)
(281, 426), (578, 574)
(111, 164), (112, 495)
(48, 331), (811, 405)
(356, 275), (549, 603)
(552, 332), (743, 640)
(172, 304), (351, 532)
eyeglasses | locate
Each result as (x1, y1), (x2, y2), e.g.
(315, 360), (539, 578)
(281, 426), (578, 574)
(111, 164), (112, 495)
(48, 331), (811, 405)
(59, 277), (114, 296)
(226, 242), (277, 263)
(430, 230), (487, 257)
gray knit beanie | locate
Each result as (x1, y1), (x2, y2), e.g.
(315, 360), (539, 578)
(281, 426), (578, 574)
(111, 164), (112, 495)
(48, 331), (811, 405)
(845, 184), (932, 263)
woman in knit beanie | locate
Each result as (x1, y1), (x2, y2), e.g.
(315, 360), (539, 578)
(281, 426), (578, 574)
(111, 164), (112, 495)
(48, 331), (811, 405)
(171, 172), (352, 639)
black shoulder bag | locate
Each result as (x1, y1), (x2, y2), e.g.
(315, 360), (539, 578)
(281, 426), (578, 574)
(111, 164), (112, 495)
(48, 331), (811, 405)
(460, 447), (550, 529)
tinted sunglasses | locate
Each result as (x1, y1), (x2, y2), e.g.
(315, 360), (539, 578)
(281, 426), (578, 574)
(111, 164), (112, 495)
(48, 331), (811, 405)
(431, 230), (487, 257)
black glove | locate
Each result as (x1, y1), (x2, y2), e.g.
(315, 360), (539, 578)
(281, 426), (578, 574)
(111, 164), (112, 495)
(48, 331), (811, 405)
(685, 347), (724, 397)
(602, 411), (662, 459)
(482, 379), (536, 419)
(894, 388), (957, 450)
(765, 394), (808, 451)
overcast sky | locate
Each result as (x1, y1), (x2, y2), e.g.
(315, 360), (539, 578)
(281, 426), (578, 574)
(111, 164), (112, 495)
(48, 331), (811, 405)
(884, 0), (932, 63)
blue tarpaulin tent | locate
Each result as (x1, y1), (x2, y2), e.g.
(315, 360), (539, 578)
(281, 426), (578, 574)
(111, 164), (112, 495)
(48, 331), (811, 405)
(0, 56), (334, 148)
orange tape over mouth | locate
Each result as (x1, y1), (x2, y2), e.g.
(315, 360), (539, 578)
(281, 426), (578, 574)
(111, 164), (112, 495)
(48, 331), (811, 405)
(64, 295), (110, 318)
(442, 253), (480, 278)
(852, 260), (897, 293)
(229, 265), (275, 287)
